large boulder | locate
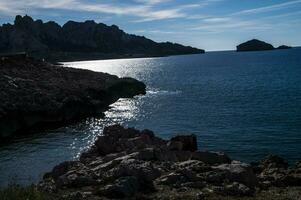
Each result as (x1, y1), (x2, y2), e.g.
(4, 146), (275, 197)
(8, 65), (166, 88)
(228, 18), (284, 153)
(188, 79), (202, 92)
(99, 176), (139, 198)
(170, 134), (197, 151)
(192, 151), (231, 165)
(213, 161), (258, 188)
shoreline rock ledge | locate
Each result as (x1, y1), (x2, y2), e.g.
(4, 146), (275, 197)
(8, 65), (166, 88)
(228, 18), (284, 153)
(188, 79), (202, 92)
(40, 125), (301, 199)
(0, 55), (146, 139)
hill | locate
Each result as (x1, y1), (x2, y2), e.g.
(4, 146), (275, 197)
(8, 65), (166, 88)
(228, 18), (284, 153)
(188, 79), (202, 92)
(236, 39), (292, 52)
(0, 15), (204, 61)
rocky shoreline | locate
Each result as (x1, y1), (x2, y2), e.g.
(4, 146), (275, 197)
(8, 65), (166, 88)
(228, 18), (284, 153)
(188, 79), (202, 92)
(0, 55), (146, 139)
(40, 125), (301, 199)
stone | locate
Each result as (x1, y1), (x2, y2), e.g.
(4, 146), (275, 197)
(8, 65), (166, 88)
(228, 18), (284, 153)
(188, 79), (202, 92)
(156, 172), (186, 186)
(224, 182), (252, 196)
(192, 151), (231, 165)
(100, 176), (139, 198)
(167, 140), (183, 151)
(170, 134), (197, 151)
(213, 161), (257, 188)
(44, 161), (82, 179)
(56, 173), (97, 188)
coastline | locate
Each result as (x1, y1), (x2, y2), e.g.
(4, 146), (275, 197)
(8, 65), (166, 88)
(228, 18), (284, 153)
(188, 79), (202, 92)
(0, 55), (146, 140)
(36, 125), (301, 199)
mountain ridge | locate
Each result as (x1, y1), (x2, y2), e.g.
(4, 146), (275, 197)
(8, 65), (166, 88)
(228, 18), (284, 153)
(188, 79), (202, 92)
(0, 15), (204, 61)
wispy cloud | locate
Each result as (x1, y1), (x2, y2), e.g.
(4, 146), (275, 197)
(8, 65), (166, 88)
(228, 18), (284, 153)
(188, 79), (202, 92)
(0, 0), (220, 22)
(232, 0), (301, 15)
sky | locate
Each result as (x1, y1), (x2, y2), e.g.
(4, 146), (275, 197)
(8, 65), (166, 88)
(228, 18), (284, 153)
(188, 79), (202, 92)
(0, 0), (301, 51)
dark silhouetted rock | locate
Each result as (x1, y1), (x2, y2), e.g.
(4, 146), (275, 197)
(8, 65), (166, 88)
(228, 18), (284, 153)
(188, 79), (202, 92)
(0, 56), (146, 139)
(236, 39), (274, 52)
(170, 134), (197, 151)
(40, 125), (301, 199)
(277, 45), (292, 49)
(0, 15), (204, 62)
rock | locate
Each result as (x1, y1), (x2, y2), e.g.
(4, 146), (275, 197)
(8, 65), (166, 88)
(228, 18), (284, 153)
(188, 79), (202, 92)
(176, 160), (211, 173)
(170, 135), (197, 151)
(56, 173), (97, 188)
(277, 45), (292, 49)
(236, 39), (274, 51)
(181, 181), (206, 189)
(108, 159), (161, 189)
(44, 161), (82, 179)
(135, 148), (155, 161)
(0, 15), (204, 63)
(40, 125), (301, 199)
(156, 172), (186, 186)
(192, 151), (231, 165)
(167, 140), (183, 151)
(213, 161), (257, 188)
(103, 125), (140, 139)
(260, 155), (289, 170)
(94, 135), (118, 156)
(100, 176), (139, 198)
(224, 182), (252, 196)
(0, 56), (146, 139)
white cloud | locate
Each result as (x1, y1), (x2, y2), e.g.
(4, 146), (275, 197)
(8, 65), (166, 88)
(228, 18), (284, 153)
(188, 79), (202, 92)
(232, 0), (301, 15)
(0, 0), (221, 22)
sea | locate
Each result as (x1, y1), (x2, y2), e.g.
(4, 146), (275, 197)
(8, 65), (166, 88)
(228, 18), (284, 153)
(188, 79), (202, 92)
(0, 48), (300, 186)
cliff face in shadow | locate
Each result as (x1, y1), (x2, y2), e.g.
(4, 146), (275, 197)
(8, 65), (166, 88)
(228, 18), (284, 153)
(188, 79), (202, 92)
(0, 15), (204, 61)
(236, 39), (292, 52)
(0, 54), (146, 139)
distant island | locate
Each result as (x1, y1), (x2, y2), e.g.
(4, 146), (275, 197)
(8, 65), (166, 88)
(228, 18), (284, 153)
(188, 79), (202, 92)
(237, 39), (292, 52)
(0, 15), (204, 62)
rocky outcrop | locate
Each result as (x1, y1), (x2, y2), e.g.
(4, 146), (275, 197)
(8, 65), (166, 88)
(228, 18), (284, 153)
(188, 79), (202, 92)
(0, 56), (146, 139)
(236, 39), (274, 52)
(277, 45), (292, 50)
(236, 39), (292, 52)
(40, 125), (301, 199)
(0, 15), (204, 62)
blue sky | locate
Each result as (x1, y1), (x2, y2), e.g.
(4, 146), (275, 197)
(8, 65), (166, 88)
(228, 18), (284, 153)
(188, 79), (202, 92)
(0, 0), (301, 50)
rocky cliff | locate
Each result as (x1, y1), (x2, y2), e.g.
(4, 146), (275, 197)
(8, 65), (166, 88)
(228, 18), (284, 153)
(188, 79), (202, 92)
(0, 15), (204, 61)
(40, 125), (301, 199)
(236, 39), (292, 52)
(0, 54), (146, 139)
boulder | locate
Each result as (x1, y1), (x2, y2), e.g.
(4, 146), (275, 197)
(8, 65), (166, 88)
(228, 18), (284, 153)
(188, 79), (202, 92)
(213, 161), (257, 188)
(224, 182), (252, 196)
(192, 151), (231, 165)
(170, 135), (197, 151)
(100, 176), (139, 198)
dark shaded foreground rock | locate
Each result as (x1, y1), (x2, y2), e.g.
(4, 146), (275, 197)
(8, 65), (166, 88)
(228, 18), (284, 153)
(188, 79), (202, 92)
(236, 39), (292, 52)
(40, 125), (301, 199)
(0, 56), (146, 139)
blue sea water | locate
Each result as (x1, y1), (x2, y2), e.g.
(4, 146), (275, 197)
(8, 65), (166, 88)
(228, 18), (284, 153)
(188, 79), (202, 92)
(0, 48), (301, 186)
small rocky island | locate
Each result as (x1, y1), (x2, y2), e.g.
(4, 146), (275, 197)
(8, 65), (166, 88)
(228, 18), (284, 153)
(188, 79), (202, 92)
(0, 15), (204, 62)
(39, 125), (301, 199)
(0, 54), (145, 139)
(237, 39), (292, 52)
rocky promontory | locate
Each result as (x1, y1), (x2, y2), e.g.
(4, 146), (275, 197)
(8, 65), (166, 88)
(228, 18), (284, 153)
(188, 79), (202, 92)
(0, 54), (146, 139)
(237, 39), (292, 52)
(40, 125), (301, 199)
